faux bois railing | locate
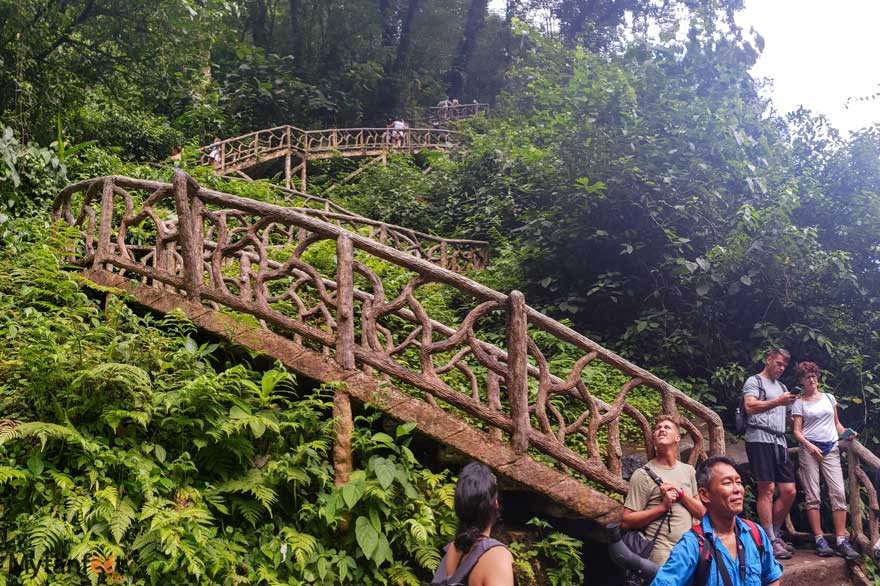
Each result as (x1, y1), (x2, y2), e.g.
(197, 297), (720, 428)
(426, 103), (489, 126)
(198, 126), (456, 172)
(52, 171), (724, 505)
(213, 176), (489, 272)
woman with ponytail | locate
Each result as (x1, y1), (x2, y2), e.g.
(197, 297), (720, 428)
(430, 462), (514, 586)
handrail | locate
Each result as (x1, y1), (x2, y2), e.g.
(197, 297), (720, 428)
(198, 126), (457, 172)
(844, 440), (880, 555)
(426, 103), (489, 126)
(782, 440), (879, 559)
(52, 171), (725, 496)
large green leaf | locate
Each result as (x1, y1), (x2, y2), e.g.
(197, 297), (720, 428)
(355, 516), (379, 559)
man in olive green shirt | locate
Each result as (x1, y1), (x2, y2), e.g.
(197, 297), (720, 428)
(622, 415), (706, 565)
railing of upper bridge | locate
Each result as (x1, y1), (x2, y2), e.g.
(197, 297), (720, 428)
(426, 103), (489, 126)
(198, 126), (456, 171)
(52, 171), (724, 496)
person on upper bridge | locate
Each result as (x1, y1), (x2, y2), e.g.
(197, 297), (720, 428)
(622, 415), (706, 567)
(207, 137), (222, 167)
(651, 456), (782, 586)
(741, 347), (798, 560)
(388, 118), (407, 148)
(791, 360), (859, 560)
(431, 462), (513, 586)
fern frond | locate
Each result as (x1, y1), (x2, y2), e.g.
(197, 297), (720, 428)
(29, 515), (70, 565)
(232, 498), (264, 527)
(109, 498), (136, 543)
(47, 469), (75, 491)
(412, 542), (441, 571)
(278, 528), (319, 566)
(0, 466), (27, 486)
(213, 470), (278, 511)
(385, 562), (422, 586)
(405, 519), (429, 543)
(64, 492), (94, 523)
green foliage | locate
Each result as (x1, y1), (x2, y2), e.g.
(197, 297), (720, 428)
(73, 94), (185, 161)
(218, 48), (336, 132)
(0, 220), (461, 584)
(507, 518), (584, 586)
(0, 124), (68, 236)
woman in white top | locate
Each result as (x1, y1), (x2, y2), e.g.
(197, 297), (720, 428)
(791, 361), (858, 559)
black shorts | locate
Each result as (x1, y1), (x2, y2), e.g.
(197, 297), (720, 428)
(746, 442), (796, 484)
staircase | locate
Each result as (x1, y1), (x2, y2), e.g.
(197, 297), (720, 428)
(53, 170), (726, 526)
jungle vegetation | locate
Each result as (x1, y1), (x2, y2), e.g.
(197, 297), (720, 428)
(1, 0), (880, 584)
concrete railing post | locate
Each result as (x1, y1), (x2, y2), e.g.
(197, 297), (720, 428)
(506, 290), (530, 454)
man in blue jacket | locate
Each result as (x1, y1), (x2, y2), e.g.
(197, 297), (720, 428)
(652, 456), (782, 586)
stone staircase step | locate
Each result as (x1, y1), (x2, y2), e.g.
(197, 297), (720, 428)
(779, 553), (854, 586)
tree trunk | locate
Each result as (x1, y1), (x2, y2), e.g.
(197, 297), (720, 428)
(288, 0), (305, 68)
(379, 0), (398, 49)
(448, 0), (489, 100)
(249, 0), (271, 50)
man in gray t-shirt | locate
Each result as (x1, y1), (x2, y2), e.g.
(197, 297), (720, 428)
(742, 347), (798, 559)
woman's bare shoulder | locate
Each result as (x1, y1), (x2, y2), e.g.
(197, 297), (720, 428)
(470, 545), (514, 586)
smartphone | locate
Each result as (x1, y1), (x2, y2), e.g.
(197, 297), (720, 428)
(839, 428), (857, 441)
(790, 386), (803, 395)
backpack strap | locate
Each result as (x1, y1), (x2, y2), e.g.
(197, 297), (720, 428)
(754, 375), (767, 401)
(741, 519), (765, 556)
(691, 525), (714, 586)
(445, 538), (506, 585)
(642, 465), (672, 537)
(641, 465), (665, 488)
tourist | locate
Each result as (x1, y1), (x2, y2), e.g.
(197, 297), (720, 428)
(390, 117), (407, 148)
(742, 347), (798, 559)
(431, 462), (513, 586)
(622, 415), (706, 566)
(170, 146), (182, 168)
(207, 137), (222, 167)
(791, 361), (859, 559)
(652, 456), (782, 586)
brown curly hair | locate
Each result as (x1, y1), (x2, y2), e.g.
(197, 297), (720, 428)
(794, 361), (820, 380)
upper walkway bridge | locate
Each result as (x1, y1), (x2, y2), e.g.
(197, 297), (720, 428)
(198, 126), (455, 191)
(426, 102), (489, 126)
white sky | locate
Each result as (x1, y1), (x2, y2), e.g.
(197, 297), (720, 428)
(738, 0), (880, 134)
(488, 0), (880, 134)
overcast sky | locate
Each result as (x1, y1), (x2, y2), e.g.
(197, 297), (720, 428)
(488, 0), (880, 134)
(737, 0), (880, 134)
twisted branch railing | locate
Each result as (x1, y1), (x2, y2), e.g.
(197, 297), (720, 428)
(781, 441), (880, 564)
(215, 177), (489, 272)
(198, 126), (456, 172)
(426, 103), (489, 126)
(52, 171), (724, 499)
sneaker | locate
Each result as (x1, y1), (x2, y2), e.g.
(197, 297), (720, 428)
(836, 538), (860, 561)
(815, 537), (834, 557)
(778, 536), (796, 552)
(772, 537), (793, 559)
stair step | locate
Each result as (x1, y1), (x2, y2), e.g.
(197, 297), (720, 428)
(778, 553), (854, 586)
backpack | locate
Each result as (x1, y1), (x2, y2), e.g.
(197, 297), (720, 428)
(622, 466), (669, 586)
(429, 537), (505, 586)
(734, 375), (788, 436)
(691, 520), (765, 586)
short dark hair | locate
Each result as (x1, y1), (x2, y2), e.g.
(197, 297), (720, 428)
(767, 347), (790, 360)
(453, 462), (499, 551)
(696, 455), (738, 490)
(795, 361), (820, 380)
(654, 414), (680, 428)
